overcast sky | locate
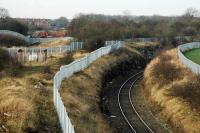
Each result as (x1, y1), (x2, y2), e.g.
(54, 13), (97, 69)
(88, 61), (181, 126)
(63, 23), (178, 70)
(0, 0), (200, 19)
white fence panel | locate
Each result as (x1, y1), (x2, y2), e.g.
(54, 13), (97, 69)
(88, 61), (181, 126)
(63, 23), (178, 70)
(53, 41), (124, 133)
(178, 42), (200, 75)
(6, 42), (83, 62)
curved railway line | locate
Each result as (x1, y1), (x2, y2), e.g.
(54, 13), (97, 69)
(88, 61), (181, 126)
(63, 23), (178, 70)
(117, 71), (154, 133)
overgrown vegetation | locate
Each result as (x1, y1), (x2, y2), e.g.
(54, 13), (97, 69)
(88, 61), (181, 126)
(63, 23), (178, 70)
(33, 40), (71, 48)
(143, 48), (200, 132)
(0, 18), (28, 35)
(0, 49), (86, 132)
(0, 7), (28, 46)
(0, 48), (23, 76)
(0, 48), (12, 70)
(0, 8), (27, 35)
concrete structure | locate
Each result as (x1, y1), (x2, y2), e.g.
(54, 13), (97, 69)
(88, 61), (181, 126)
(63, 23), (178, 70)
(178, 42), (200, 75)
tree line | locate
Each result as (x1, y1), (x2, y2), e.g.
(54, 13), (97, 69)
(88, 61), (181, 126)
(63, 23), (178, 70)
(1, 7), (200, 49)
(0, 8), (28, 35)
(68, 8), (200, 50)
(0, 8), (69, 35)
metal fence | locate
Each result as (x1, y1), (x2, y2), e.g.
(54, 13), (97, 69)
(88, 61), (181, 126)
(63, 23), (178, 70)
(53, 41), (124, 133)
(6, 42), (83, 62)
(105, 40), (121, 46)
(178, 42), (200, 74)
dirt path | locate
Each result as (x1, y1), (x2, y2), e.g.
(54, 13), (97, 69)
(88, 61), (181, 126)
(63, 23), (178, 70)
(101, 69), (172, 133)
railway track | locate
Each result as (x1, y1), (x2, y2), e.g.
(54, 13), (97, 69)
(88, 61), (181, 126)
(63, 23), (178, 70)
(118, 71), (154, 133)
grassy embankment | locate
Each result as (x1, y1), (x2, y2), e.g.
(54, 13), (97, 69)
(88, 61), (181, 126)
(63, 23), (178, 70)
(60, 44), (146, 133)
(184, 48), (200, 65)
(32, 39), (71, 48)
(127, 42), (159, 48)
(0, 44), (88, 132)
(144, 48), (200, 133)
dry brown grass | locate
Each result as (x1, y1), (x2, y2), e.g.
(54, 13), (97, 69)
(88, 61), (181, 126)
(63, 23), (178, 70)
(0, 50), (87, 132)
(126, 42), (159, 48)
(33, 39), (71, 48)
(144, 48), (200, 133)
(60, 45), (144, 133)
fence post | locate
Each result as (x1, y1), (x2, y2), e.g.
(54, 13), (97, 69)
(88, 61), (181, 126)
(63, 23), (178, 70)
(72, 42), (74, 51)
(66, 46), (68, 53)
(76, 42), (78, 50)
(40, 47), (41, 54)
(60, 46), (62, 53)
(8, 48), (11, 56)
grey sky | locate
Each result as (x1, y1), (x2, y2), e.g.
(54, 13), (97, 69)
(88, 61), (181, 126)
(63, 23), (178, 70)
(0, 0), (200, 19)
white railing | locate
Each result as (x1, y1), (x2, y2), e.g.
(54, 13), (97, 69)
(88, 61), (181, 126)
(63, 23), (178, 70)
(5, 42), (83, 62)
(178, 42), (200, 74)
(105, 40), (120, 46)
(6, 42), (83, 61)
(53, 41), (124, 133)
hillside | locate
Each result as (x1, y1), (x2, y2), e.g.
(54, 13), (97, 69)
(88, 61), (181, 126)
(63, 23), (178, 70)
(0, 49), (87, 132)
(143, 48), (200, 133)
(32, 39), (71, 48)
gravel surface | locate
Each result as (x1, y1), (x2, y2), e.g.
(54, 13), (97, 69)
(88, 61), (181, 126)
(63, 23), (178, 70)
(101, 68), (172, 133)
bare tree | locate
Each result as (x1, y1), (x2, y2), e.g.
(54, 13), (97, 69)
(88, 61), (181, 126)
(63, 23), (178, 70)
(0, 7), (10, 18)
(184, 7), (200, 17)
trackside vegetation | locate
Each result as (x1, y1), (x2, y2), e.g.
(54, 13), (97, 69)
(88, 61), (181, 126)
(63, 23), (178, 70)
(144, 48), (200, 133)
(0, 49), (88, 132)
(60, 44), (146, 132)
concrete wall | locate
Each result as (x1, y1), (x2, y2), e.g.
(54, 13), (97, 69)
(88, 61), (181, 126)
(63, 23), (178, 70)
(178, 42), (200, 75)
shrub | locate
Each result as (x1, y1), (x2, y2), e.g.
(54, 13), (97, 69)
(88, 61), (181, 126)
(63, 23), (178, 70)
(0, 48), (11, 70)
(85, 38), (105, 51)
(0, 18), (28, 35)
(59, 53), (74, 64)
(150, 53), (181, 85)
(43, 66), (52, 74)
(0, 47), (23, 76)
(167, 75), (200, 110)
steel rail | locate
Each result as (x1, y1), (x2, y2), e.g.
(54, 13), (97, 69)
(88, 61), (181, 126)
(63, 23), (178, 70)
(117, 71), (154, 133)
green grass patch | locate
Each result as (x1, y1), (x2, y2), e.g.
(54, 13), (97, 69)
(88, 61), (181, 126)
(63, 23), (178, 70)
(184, 48), (200, 65)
